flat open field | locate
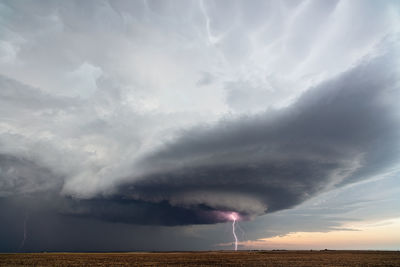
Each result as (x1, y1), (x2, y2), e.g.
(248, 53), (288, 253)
(1, 251), (399, 266)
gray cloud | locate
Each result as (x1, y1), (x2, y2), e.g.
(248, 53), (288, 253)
(77, 43), (399, 225)
(0, 154), (62, 197)
(196, 72), (215, 86)
(1, 40), (398, 227)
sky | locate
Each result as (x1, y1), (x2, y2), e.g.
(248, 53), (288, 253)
(0, 0), (400, 252)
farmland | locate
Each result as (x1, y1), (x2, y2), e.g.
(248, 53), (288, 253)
(1, 250), (399, 266)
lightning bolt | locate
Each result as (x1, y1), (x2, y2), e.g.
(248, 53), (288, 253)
(230, 213), (238, 251)
(18, 213), (28, 251)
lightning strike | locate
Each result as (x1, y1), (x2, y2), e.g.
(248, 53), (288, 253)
(230, 212), (238, 251)
(18, 213), (28, 251)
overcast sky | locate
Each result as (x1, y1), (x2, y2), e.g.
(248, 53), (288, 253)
(1, 0), (400, 252)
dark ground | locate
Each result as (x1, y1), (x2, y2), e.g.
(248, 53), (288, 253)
(0, 251), (399, 266)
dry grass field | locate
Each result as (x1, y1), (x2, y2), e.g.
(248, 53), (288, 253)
(0, 251), (399, 266)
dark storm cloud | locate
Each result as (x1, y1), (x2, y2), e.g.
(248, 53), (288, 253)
(0, 42), (398, 227)
(62, 197), (227, 226)
(83, 45), (399, 225)
(0, 154), (62, 197)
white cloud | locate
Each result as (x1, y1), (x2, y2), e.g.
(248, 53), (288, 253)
(66, 62), (103, 98)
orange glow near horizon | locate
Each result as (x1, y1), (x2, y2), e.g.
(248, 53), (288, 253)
(235, 218), (400, 250)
